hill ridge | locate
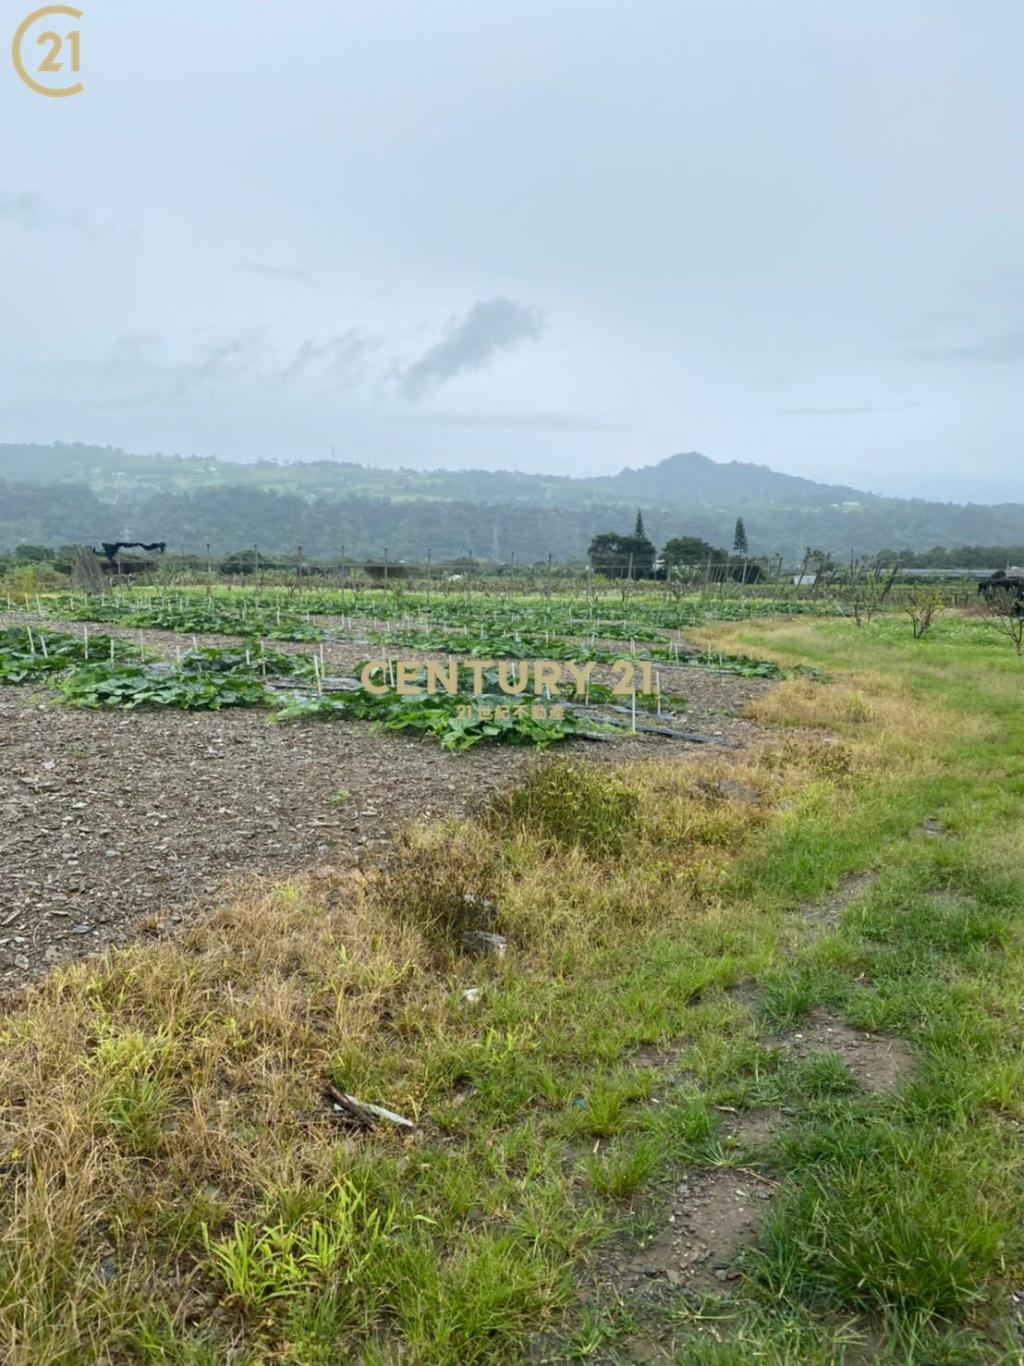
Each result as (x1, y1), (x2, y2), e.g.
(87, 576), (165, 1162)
(1, 442), (1022, 560)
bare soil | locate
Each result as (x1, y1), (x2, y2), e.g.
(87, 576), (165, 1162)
(578, 1010), (915, 1363)
(619, 1167), (775, 1296)
(0, 612), (773, 997)
(777, 1007), (916, 1094)
(800, 869), (879, 933)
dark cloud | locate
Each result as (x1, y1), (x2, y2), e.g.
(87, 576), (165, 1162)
(399, 298), (544, 400)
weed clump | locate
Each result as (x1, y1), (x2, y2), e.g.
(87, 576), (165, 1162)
(489, 762), (639, 857)
(375, 829), (499, 947)
(760, 738), (855, 782)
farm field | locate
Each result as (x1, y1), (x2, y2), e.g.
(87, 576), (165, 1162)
(0, 592), (775, 992)
(0, 592), (1022, 1362)
(9, 4), (1020, 1362)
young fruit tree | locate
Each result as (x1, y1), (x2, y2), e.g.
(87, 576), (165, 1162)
(835, 558), (899, 626)
(903, 586), (944, 639)
(982, 586), (1024, 656)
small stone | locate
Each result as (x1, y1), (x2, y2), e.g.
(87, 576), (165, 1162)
(715, 780), (760, 803)
(72, 923), (92, 934)
(460, 931), (507, 957)
(462, 894), (497, 914)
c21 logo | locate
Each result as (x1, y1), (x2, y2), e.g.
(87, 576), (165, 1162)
(11, 5), (83, 98)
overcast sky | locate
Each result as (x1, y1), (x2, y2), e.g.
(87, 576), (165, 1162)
(1, 1), (1022, 501)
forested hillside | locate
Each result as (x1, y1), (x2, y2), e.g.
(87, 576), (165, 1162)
(2, 443), (1022, 560)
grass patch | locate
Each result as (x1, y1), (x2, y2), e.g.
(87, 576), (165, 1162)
(2, 608), (1024, 1359)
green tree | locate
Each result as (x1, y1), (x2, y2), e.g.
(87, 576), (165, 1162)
(588, 520), (656, 578)
(662, 536), (727, 569)
(630, 510), (656, 576)
(733, 518), (748, 555)
(588, 533), (631, 577)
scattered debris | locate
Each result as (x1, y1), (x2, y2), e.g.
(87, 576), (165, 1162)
(462, 894), (497, 915)
(460, 930), (508, 957)
(324, 1082), (415, 1130)
(920, 816), (949, 837)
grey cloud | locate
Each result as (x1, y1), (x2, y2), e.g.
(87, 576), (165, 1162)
(25, 329), (378, 412)
(240, 260), (322, 286)
(0, 190), (104, 236)
(277, 332), (378, 387)
(399, 298), (544, 401)
(403, 409), (624, 432)
(909, 325), (1024, 365)
(71, 334), (266, 408)
(783, 402), (917, 416)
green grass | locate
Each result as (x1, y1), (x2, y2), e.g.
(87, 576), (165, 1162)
(0, 609), (1023, 1360)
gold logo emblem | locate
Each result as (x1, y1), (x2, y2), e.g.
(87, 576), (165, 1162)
(12, 5), (83, 97)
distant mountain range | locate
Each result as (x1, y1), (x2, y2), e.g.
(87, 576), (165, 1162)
(1, 442), (1022, 562)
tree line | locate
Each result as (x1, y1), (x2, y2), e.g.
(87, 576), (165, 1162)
(587, 512), (758, 578)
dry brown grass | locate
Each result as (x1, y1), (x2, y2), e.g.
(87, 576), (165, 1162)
(0, 741), (816, 1358)
(744, 669), (993, 772)
(0, 670), (938, 1360)
(0, 871), (452, 1358)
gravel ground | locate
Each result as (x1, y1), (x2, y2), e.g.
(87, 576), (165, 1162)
(0, 611), (773, 995)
